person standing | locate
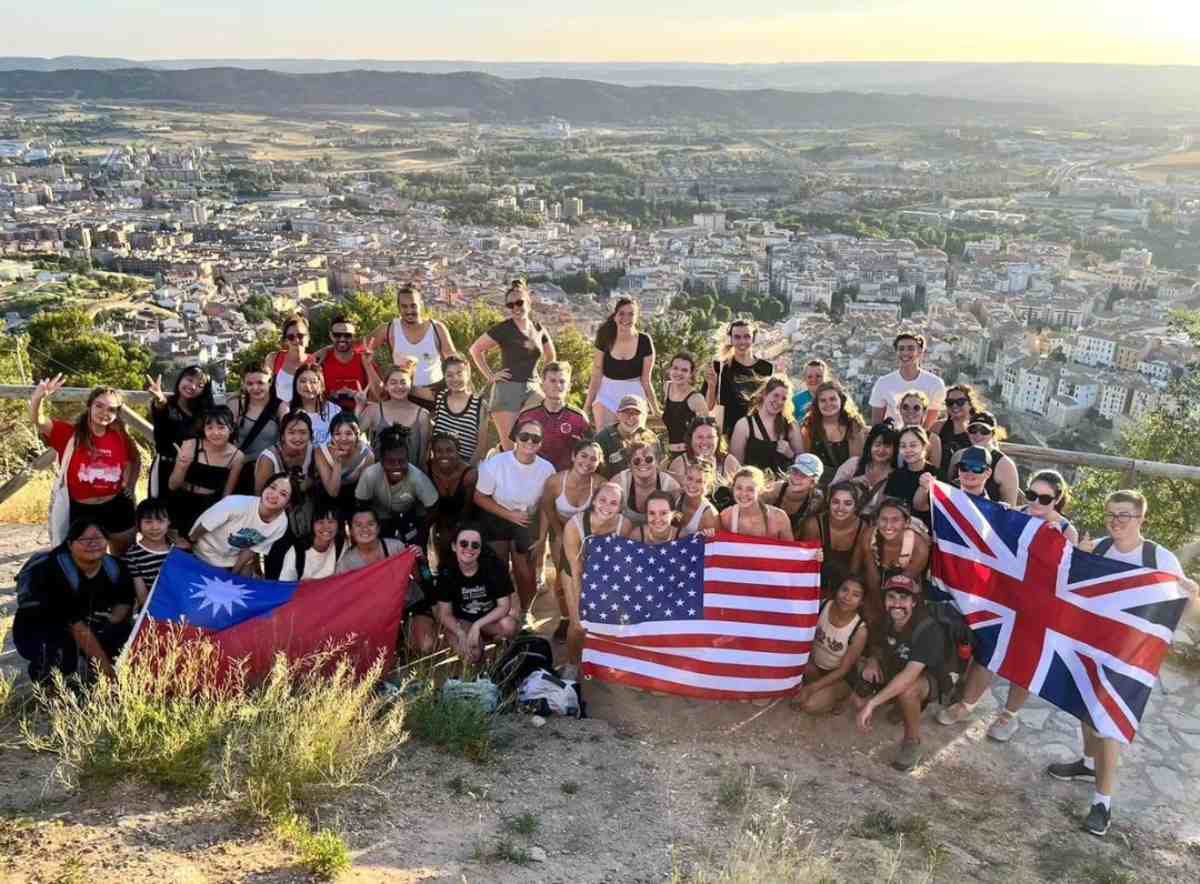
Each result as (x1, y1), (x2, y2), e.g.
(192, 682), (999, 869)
(515, 361), (591, 471)
(469, 280), (557, 450)
(943, 411), (1019, 507)
(704, 320), (775, 439)
(314, 314), (382, 414)
(868, 332), (945, 429)
(265, 315), (315, 404)
(228, 368), (282, 495)
(431, 354), (488, 466)
(661, 352), (709, 457)
(932, 383), (984, 479)
(32, 378), (140, 555)
(473, 418), (556, 620)
(364, 284), (456, 410)
(585, 297), (657, 429)
(895, 390), (943, 470)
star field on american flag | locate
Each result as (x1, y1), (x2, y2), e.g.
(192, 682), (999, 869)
(581, 533), (705, 623)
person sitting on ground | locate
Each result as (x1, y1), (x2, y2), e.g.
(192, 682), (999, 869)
(354, 426), (439, 546)
(253, 411), (318, 579)
(31, 377), (141, 555)
(595, 394), (658, 479)
(624, 490), (681, 545)
(677, 458), (720, 538)
(434, 522), (519, 665)
(13, 519), (136, 684)
(228, 368), (282, 494)
(614, 438), (682, 527)
(187, 473), (293, 576)
(473, 418), (557, 622)
(560, 482), (627, 681)
(729, 375), (803, 475)
(278, 500), (344, 582)
(766, 453), (827, 537)
(719, 466), (793, 540)
(794, 577), (869, 714)
(854, 573), (947, 773)
(539, 439), (605, 642)
(123, 497), (174, 609)
(515, 361), (591, 472)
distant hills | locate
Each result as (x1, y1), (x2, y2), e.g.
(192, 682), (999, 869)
(0, 59), (1198, 115)
(0, 68), (1046, 126)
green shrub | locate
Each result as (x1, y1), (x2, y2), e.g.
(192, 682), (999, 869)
(274, 813), (352, 880)
(405, 686), (493, 762)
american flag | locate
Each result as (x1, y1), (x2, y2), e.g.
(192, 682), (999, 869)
(929, 480), (1188, 744)
(580, 532), (821, 700)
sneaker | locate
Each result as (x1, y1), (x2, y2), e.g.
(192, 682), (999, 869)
(892, 739), (923, 772)
(1084, 802), (1110, 836)
(936, 701), (977, 726)
(553, 618), (569, 642)
(987, 710), (1020, 743)
(1046, 759), (1096, 782)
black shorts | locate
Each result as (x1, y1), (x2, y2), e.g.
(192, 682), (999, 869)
(69, 494), (136, 536)
(480, 510), (539, 555)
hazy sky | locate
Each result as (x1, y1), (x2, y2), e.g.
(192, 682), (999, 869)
(5, 0), (1198, 65)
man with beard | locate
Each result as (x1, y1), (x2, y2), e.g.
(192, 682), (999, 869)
(315, 315), (381, 414)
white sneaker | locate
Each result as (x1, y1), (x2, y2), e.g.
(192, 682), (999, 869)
(936, 700), (977, 726)
(987, 710), (1020, 742)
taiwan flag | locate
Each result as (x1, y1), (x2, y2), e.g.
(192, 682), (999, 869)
(127, 549), (416, 683)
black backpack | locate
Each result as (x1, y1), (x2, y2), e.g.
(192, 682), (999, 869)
(491, 631), (555, 697)
(913, 599), (973, 694)
(1093, 538), (1160, 569)
(15, 549), (120, 613)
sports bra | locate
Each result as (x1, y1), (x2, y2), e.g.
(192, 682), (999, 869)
(556, 476), (595, 521)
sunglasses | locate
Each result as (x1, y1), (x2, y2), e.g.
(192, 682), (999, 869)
(516, 432), (542, 444)
(946, 397), (969, 408)
(900, 402), (925, 412)
(1024, 489), (1058, 506)
(457, 539), (482, 550)
(957, 463), (989, 475)
(968, 425), (993, 436)
(1104, 511), (1139, 523)
(506, 299), (526, 309)
(285, 333), (307, 342)
(631, 455), (656, 466)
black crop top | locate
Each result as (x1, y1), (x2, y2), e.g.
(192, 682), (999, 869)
(601, 333), (654, 381)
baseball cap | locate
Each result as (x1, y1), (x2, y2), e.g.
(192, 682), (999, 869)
(882, 573), (920, 595)
(618, 394), (647, 414)
(789, 453), (824, 478)
(959, 446), (991, 470)
(967, 411), (997, 431)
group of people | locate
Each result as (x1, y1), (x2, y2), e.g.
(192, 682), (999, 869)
(12, 285), (1195, 840)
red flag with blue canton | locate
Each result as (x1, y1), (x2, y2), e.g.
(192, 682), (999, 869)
(129, 549), (415, 683)
(928, 480), (1187, 744)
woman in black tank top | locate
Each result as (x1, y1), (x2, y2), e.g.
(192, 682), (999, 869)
(730, 377), (802, 475)
(661, 353), (708, 453)
(932, 383), (982, 479)
(798, 481), (866, 599)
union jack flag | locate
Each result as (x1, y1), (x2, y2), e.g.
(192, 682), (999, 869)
(928, 480), (1188, 744)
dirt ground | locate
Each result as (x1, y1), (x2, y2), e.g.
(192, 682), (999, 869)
(1, 522), (1198, 883)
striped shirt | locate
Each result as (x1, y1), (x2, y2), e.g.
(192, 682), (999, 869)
(123, 541), (172, 588)
(432, 391), (483, 462)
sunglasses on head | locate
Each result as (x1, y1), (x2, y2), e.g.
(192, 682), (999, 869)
(958, 463), (989, 475)
(516, 432), (542, 444)
(968, 425), (993, 436)
(457, 539), (482, 550)
(1024, 488), (1058, 505)
(946, 397), (969, 408)
(507, 299), (525, 309)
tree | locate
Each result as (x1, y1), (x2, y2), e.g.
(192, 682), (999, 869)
(306, 291), (396, 357)
(645, 313), (717, 393)
(552, 324), (595, 407)
(226, 334), (281, 393)
(26, 308), (153, 391)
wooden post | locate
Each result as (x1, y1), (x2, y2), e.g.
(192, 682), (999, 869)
(0, 448), (56, 509)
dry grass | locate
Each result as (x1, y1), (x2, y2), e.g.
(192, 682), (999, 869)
(0, 472), (56, 526)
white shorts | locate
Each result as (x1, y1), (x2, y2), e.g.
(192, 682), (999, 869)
(596, 376), (645, 414)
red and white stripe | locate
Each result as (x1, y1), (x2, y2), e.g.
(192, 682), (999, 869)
(582, 532), (821, 700)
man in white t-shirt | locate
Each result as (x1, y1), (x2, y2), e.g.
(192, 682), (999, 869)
(1045, 489), (1197, 838)
(869, 332), (945, 429)
(187, 473), (292, 575)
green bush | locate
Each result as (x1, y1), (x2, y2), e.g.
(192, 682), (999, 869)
(405, 685), (493, 762)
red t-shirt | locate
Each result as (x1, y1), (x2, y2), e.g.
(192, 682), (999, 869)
(45, 419), (132, 501)
(320, 349), (371, 411)
(513, 404), (592, 472)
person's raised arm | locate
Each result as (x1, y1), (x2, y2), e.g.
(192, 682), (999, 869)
(541, 329), (557, 367)
(416, 410), (432, 469)
(314, 445), (341, 498)
(432, 320), (456, 359)
(915, 472), (933, 513)
(471, 399), (490, 467)
(30, 374), (64, 438)
(704, 360), (720, 411)
(364, 321), (390, 354)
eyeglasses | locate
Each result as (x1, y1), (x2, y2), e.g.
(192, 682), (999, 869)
(331, 332), (355, 339)
(73, 535), (107, 546)
(457, 539), (482, 550)
(946, 397), (969, 408)
(1104, 511), (1139, 523)
(516, 432), (542, 444)
(631, 455), (656, 466)
(506, 299), (526, 309)
(285, 333), (307, 342)
(900, 402), (925, 412)
(1024, 489), (1058, 506)
(967, 425), (993, 436)
(957, 463), (989, 475)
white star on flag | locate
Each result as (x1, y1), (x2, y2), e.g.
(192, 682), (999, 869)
(189, 575), (252, 618)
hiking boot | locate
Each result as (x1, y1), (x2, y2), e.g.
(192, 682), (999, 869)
(936, 700), (977, 726)
(1046, 759), (1096, 782)
(1084, 803), (1111, 837)
(553, 618), (569, 642)
(892, 739), (923, 772)
(987, 710), (1020, 743)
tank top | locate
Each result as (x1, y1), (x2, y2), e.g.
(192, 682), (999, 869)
(432, 390), (483, 462)
(563, 510), (626, 577)
(744, 413), (793, 474)
(774, 484), (823, 537)
(681, 498), (716, 535)
(637, 524), (679, 544)
(818, 514), (864, 597)
(182, 446), (236, 495)
(811, 600), (863, 671)
(938, 422), (971, 479)
(984, 448), (1008, 502)
(233, 405), (280, 464)
(556, 476), (594, 521)
(389, 319), (444, 386)
(729, 502), (770, 536)
(619, 471), (675, 526)
(368, 403), (424, 465)
(170, 445), (238, 533)
(434, 467), (472, 522)
(662, 386), (698, 448)
(810, 425), (851, 480)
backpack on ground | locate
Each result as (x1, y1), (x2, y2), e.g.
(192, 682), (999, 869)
(490, 630), (554, 697)
(1092, 537), (1160, 569)
(15, 548), (120, 613)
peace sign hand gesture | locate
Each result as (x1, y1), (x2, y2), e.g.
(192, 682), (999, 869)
(146, 374), (167, 405)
